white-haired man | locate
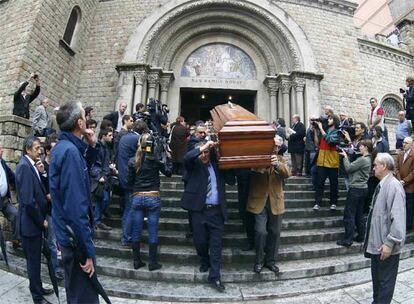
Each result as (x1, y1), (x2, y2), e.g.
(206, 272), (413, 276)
(364, 153), (406, 304)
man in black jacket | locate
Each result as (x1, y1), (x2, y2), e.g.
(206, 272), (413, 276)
(0, 143), (19, 244)
(103, 101), (128, 133)
(288, 114), (306, 176)
(13, 73), (41, 119)
(181, 141), (234, 292)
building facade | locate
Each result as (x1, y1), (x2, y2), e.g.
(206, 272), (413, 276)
(0, 0), (413, 153)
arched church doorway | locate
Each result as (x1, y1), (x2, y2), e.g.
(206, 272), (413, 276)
(180, 88), (256, 124)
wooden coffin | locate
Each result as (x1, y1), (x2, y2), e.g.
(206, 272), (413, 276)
(210, 103), (276, 169)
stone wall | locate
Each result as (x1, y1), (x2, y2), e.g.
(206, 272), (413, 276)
(0, 0), (98, 117)
(76, 0), (165, 122)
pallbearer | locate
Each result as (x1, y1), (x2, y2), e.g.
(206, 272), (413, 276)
(247, 135), (291, 274)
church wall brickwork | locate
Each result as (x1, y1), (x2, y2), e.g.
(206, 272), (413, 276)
(76, 0), (165, 122)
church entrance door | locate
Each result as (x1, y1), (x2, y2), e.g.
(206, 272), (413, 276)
(180, 88), (256, 124)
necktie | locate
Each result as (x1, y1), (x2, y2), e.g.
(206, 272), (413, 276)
(363, 184), (381, 255)
(207, 174), (212, 198)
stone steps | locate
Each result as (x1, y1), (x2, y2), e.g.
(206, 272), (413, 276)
(108, 205), (345, 219)
(104, 215), (344, 232)
(3, 252), (414, 302)
(90, 239), (364, 263)
(95, 226), (345, 246)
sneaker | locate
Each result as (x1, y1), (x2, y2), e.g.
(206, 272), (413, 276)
(313, 204), (320, 211)
(330, 204), (337, 211)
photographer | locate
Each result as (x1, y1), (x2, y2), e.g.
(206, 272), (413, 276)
(402, 76), (414, 127)
(341, 122), (369, 162)
(13, 73), (41, 119)
(147, 98), (169, 135)
(132, 103), (146, 122)
(127, 133), (172, 271)
(336, 140), (372, 247)
(312, 115), (341, 211)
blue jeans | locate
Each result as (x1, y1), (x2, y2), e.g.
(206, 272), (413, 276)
(94, 190), (109, 226)
(129, 195), (161, 243)
(121, 190), (132, 244)
(46, 215), (62, 274)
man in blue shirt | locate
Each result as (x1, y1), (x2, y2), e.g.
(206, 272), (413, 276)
(181, 141), (234, 292)
(49, 101), (99, 304)
(396, 111), (412, 150)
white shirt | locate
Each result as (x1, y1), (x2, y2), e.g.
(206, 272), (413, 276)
(0, 162), (8, 197)
(25, 155), (41, 181)
(116, 112), (124, 132)
(404, 150), (410, 163)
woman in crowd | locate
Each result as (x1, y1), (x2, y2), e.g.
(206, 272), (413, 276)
(169, 116), (189, 175)
(127, 133), (172, 271)
(372, 125), (389, 153)
(337, 139), (373, 247)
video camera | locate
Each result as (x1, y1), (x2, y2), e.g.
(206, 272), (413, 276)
(147, 98), (169, 135)
(310, 116), (329, 130)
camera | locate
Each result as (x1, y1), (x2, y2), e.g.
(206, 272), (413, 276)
(400, 88), (406, 94)
(310, 116), (328, 130)
(147, 98), (169, 135)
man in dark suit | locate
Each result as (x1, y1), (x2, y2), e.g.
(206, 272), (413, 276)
(181, 140), (234, 292)
(116, 120), (148, 246)
(0, 143), (19, 244)
(288, 114), (306, 176)
(16, 136), (53, 304)
(13, 73), (41, 119)
(103, 101), (128, 133)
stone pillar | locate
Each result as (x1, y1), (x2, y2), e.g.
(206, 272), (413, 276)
(116, 70), (134, 114)
(264, 76), (278, 122)
(133, 71), (147, 110)
(280, 80), (291, 125)
(159, 72), (174, 106)
(147, 72), (160, 101)
(293, 79), (306, 121)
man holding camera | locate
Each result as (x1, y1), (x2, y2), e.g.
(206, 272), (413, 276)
(313, 115), (341, 211)
(401, 77), (414, 127)
(13, 73), (41, 119)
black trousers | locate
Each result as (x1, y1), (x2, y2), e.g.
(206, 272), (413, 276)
(291, 152), (304, 175)
(343, 188), (367, 243)
(1, 198), (19, 240)
(236, 172), (254, 246)
(191, 207), (224, 282)
(254, 200), (282, 265)
(60, 245), (99, 304)
(21, 235), (43, 301)
(406, 193), (414, 230)
(371, 254), (400, 304)
(315, 166), (338, 205)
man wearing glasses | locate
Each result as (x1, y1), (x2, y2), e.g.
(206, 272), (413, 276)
(364, 153), (406, 304)
(396, 137), (414, 231)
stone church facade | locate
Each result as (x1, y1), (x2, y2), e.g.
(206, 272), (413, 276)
(0, 0), (413, 149)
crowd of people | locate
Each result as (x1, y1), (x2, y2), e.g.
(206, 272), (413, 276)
(0, 74), (413, 303)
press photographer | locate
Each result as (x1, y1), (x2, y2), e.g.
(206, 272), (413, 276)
(312, 114), (341, 211)
(146, 98), (169, 135)
(401, 76), (414, 126)
(339, 122), (369, 162)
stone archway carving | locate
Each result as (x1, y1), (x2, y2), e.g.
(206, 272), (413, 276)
(117, 0), (322, 122)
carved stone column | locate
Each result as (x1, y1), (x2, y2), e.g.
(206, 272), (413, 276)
(264, 76), (278, 122)
(280, 80), (291, 125)
(293, 78), (306, 121)
(133, 70), (147, 110)
(147, 70), (161, 100)
(159, 72), (174, 106)
(115, 70), (134, 114)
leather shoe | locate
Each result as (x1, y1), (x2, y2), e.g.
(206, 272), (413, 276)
(336, 240), (352, 247)
(253, 263), (263, 273)
(41, 287), (54, 295)
(265, 263), (280, 274)
(210, 279), (225, 292)
(199, 264), (209, 273)
(33, 297), (53, 304)
(242, 243), (254, 251)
